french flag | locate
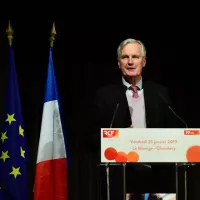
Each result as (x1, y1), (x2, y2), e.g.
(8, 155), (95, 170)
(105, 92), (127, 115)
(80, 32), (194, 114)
(34, 47), (68, 200)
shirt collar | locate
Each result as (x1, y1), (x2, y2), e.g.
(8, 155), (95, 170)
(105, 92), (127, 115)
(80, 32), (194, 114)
(122, 76), (143, 90)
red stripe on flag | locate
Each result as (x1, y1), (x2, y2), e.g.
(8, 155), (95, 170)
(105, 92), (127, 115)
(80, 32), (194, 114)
(34, 158), (67, 200)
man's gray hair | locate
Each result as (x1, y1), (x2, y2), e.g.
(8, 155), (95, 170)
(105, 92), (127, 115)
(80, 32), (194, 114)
(117, 38), (146, 59)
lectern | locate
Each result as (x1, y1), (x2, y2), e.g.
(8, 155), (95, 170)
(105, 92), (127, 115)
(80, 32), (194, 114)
(100, 128), (199, 200)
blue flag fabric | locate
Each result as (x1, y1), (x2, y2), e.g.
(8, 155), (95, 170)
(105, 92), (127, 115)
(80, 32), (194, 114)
(0, 46), (28, 200)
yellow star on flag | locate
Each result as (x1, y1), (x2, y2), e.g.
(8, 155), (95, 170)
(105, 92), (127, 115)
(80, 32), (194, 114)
(20, 147), (25, 158)
(10, 167), (21, 179)
(0, 150), (10, 162)
(5, 114), (16, 125)
(19, 125), (24, 136)
(0, 132), (8, 143)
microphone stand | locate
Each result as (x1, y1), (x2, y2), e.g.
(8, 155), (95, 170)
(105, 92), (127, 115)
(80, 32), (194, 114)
(106, 163), (110, 200)
(175, 163), (179, 200)
(123, 163), (126, 200)
(99, 163), (126, 200)
(168, 105), (195, 200)
(177, 162), (195, 200)
(157, 92), (194, 200)
(97, 163), (111, 200)
(102, 102), (120, 200)
(168, 106), (196, 200)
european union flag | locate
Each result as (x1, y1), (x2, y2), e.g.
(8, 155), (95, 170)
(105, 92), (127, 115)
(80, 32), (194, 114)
(0, 46), (28, 200)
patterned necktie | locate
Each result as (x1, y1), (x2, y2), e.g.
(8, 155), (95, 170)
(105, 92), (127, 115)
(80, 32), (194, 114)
(131, 85), (139, 98)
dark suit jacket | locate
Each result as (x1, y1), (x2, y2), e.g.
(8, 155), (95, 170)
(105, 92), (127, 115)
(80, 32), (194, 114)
(89, 79), (185, 152)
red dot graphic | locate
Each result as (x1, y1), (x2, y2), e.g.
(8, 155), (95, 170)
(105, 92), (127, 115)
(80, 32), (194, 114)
(104, 147), (118, 160)
(115, 152), (127, 162)
(186, 145), (200, 162)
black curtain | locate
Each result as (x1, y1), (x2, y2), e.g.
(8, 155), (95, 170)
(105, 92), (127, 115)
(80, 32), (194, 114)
(0, 20), (200, 200)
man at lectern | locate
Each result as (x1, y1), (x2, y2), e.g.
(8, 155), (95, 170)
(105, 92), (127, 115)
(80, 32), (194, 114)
(89, 38), (185, 200)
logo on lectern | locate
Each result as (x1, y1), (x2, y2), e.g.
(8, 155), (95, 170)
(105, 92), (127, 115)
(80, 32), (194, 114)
(102, 130), (119, 138)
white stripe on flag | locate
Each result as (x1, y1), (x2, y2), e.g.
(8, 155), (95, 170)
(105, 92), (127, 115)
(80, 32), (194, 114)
(36, 100), (66, 163)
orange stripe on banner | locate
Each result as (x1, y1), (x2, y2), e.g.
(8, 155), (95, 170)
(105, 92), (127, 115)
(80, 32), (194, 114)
(184, 130), (200, 135)
(34, 158), (67, 200)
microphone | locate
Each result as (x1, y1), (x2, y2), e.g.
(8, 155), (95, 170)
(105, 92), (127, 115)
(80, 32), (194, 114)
(157, 92), (188, 128)
(168, 106), (188, 128)
(110, 102), (119, 128)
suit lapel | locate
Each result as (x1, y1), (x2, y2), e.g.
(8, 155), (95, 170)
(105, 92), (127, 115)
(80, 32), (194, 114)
(143, 81), (151, 127)
(143, 81), (160, 128)
(114, 81), (132, 128)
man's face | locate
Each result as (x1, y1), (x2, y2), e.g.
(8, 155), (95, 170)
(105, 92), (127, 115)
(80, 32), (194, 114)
(118, 42), (146, 79)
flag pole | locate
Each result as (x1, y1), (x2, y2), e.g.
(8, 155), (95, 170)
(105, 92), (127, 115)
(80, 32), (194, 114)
(1, 20), (28, 200)
(0, 21), (13, 196)
(6, 20), (14, 46)
(50, 22), (56, 47)
(34, 21), (68, 200)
